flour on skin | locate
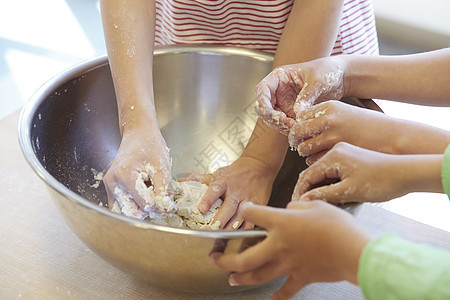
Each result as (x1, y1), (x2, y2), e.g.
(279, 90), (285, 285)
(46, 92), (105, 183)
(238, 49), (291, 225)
(111, 176), (223, 230)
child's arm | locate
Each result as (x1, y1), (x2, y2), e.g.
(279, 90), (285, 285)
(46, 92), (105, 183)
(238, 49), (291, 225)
(196, 0), (346, 229)
(241, 0), (346, 174)
(212, 201), (450, 300)
(211, 201), (372, 298)
(256, 48), (450, 130)
(100, 0), (174, 212)
(289, 100), (450, 157)
(346, 48), (450, 105)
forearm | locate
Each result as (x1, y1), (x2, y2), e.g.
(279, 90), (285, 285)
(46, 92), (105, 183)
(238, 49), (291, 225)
(392, 154), (444, 195)
(345, 48), (450, 106)
(335, 228), (373, 285)
(393, 119), (450, 155)
(100, 0), (158, 132)
(241, 120), (289, 172)
(247, 0), (343, 169)
(273, 0), (343, 67)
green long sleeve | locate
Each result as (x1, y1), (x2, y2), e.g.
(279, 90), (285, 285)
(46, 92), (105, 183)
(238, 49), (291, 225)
(358, 234), (450, 299)
(442, 144), (450, 199)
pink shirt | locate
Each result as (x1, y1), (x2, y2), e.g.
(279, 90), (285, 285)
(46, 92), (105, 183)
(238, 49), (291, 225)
(155, 0), (378, 55)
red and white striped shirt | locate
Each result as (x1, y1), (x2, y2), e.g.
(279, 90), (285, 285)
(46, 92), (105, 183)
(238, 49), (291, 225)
(155, 0), (378, 56)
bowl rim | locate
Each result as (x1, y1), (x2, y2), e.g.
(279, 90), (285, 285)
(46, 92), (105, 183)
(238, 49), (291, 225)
(18, 45), (273, 238)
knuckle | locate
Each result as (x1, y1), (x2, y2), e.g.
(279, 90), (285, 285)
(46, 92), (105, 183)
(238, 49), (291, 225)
(209, 182), (224, 195)
(227, 194), (241, 207)
(321, 114), (334, 129)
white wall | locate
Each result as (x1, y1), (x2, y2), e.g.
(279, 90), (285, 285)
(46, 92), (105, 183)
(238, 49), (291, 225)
(374, 0), (450, 51)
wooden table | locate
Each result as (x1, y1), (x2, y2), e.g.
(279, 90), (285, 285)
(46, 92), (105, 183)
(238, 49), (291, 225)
(2, 110), (450, 299)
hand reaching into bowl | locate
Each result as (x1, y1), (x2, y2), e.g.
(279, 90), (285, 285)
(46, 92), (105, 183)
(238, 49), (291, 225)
(103, 127), (175, 219)
(254, 57), (345, 136)
(292, 142), (444, 204)
(179, 156), (276, 230)
(211, 200), (372, 299)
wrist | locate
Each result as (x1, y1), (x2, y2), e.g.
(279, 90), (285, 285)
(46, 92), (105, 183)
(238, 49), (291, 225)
(442, 145), (450, 197)
(392, 120), (450, 155)
(341, 56), (353, 98)
(339, 231), (373, 285)
(120, 116), (164, 147)
(119, 103), (159, 134)
(380, 117), (414, 154)
(238, 153), (282, 182)
(393, 154), (444, 194)
(240, 121), (289, 175)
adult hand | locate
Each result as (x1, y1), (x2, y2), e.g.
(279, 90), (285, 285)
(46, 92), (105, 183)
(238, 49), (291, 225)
(211, 201), (372, 300)
(292, 142), (442, 204)
(254, 57), (345, 135)
(103, 127), (175, 219)
(179, 156), (276, 230)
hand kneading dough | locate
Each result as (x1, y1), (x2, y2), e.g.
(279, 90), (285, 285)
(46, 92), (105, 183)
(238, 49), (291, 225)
(112, 180), (223, 230)
(174, 181), (222, 229)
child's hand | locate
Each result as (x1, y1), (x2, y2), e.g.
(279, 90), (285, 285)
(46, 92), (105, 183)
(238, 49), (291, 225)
(288, 100), (403, 159)
(211, 201), (371, 299)
(103, 127), (174, 217)
(179, 156), (276, 230)
(254, 57), (345, 135)
(293, 142), (443, 204)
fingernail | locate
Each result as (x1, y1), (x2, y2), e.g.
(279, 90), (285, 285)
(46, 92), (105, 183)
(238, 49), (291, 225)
(211, 220), (221, 230)
(228, 275), (239, 286)
(232, 221), (240, 230)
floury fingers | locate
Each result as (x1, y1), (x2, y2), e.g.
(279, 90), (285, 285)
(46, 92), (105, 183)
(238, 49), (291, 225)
(134, 163), (178, 214)
(112, 177), (224, 230)
(112, 186), (149, 220)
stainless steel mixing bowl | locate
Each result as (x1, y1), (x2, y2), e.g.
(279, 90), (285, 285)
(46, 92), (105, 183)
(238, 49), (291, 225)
(18, 45), (311, 294)
(18, 45), (375, 294)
